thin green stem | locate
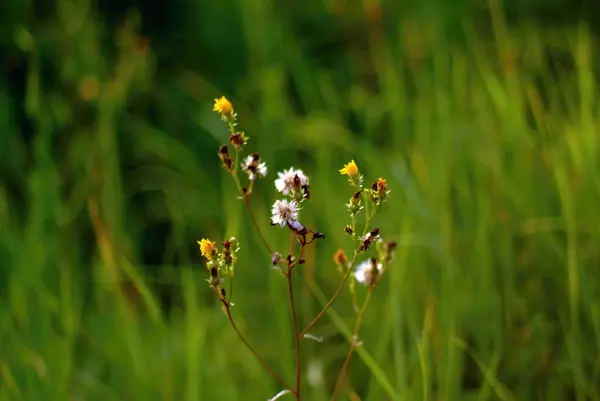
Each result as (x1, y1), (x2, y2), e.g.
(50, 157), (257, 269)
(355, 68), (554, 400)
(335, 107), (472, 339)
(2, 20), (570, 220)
(349, 275), (360, 312)
(300, 251), (359, 337)
(301, 189), (379, 338)
(243, 195), (273, 254)
(214, 289), (293, 391)
(231, 147), (244, 194)
(361, 191), (371, 236)
(369, 203), (380, 221)
(330, 287), (374, 400)
(227, 145), (273, 255)
(227, 277), (233, 304)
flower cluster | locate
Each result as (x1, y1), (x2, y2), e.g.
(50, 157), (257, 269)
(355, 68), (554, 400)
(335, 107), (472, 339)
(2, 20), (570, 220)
(213, 96), (264, 187)
(337, 158), (395, 287)
(353, 240), (397, 287)
(275, 167), (310, 201)
(201, 95), (395, 400)
(270, 187), (324, 246)
(270, 165), (323, 246)
(197, 237), (240, 295)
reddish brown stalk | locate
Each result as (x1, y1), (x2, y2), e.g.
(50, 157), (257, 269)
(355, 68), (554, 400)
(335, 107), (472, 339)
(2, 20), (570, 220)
(287, 270), (302, 399)
(214, 289), (293, 391)
(330, 287), (374, 400)
(243, 194), (273, 254)
(287, 242), (305, 400)
(300, 252), (359, 338)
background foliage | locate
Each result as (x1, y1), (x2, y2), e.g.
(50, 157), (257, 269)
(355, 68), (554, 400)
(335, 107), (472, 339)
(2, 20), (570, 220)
(2, 0), (600, 400)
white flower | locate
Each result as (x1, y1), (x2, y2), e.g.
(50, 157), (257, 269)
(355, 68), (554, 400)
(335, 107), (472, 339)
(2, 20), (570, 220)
(275, 167), (309, 196)
(271, 199), (298, 227)
(254, 162), (267, 179)
(354, 258), (384, 286)
(241, 154), (267, 180)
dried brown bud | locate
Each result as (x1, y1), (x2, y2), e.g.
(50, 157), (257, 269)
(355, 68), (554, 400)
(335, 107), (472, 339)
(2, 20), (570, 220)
(218, 145), (233, 172)
(208, 267), (221, 287)
(287, 220), (324, 245)
(302, 184), (311, 200)
(359, 228), (380, 252)
(229, 132), (248, 148)
(333, 249), (348, 266)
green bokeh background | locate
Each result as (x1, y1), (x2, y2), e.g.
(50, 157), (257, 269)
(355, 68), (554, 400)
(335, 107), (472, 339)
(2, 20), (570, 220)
(1, 0), (600, 400)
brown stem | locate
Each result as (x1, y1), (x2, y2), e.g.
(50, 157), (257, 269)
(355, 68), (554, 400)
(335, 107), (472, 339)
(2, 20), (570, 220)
(228, 145), (272, 256)
(286, 240), (304, 399)
(300, 252), (359, 338)
(287, 269), (302, 400)
(243, 195), (273, 254)
(330, 287), (374, 400)
(301, 191), (379, 338)
(215, 289), (293, 391)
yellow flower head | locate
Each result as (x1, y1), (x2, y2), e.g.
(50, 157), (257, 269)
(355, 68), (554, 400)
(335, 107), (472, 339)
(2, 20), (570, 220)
(339, 160), (359, 178)
(198, 238), (218, 260)
(212, 96), (233, 118)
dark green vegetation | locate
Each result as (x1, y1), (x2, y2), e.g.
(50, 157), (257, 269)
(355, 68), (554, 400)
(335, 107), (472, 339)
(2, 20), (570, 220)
(1, 0), (600, 400)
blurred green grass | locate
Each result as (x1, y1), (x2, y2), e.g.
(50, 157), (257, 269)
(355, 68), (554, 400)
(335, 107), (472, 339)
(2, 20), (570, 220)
(1, 0), (600, 400)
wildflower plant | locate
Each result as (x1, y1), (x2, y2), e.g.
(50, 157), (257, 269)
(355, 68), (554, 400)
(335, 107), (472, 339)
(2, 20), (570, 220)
(199, 96), (395, 400)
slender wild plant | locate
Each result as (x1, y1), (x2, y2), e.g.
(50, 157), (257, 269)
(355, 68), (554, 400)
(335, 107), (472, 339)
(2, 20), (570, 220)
(198, 96), (396, 400)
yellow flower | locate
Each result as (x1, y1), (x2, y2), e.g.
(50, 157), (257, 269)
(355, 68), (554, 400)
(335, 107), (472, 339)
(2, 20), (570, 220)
(339, 160), (359, 178)
(212, 96), (234, 118)
(198, 238), (218, 260)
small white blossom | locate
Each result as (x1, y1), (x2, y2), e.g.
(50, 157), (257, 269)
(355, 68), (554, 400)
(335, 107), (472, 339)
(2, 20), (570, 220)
(271, 199), (298, 227)
(275, 167), (309, 196)
(361, 230), (379, 243)
(241, 154), (267, 180)
(354, 258), (384, 286)
(255, 162), (267, 179)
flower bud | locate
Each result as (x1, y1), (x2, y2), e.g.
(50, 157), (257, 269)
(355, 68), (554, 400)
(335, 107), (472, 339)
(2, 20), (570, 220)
(218, 145), (233, 172)
(333, 249), (348, 267)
